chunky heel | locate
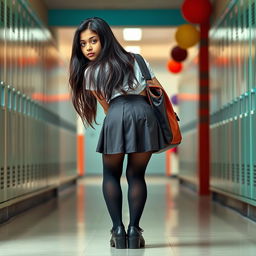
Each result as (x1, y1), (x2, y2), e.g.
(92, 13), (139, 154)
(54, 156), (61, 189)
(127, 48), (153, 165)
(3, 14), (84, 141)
(114, 236), (126, 249)
(128, 237), (140, 249)
(110, 225), (127, 249)
(127, 226), (145, 249)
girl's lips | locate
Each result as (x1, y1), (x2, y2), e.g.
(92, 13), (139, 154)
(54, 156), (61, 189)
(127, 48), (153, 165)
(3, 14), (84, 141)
(87, 53), (95, 57)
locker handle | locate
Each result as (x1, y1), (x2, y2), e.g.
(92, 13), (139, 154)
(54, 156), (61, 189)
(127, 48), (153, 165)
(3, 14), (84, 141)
(22, 94), (26, 114)
(251, 89), (256, 112)
(251, 88), (256, 94)
(12, 88), (17, 111)
(0, 81), (5, 107)
(7, 85), (12, 110)
(17, 91), (21, 113)
(27, 98), (31, 116)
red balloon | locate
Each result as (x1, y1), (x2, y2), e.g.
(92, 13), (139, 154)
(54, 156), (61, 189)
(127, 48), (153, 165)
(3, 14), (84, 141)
(182, 0), (212, 24)
(167, 60), (183, 74)
(171, 46), (188, 62)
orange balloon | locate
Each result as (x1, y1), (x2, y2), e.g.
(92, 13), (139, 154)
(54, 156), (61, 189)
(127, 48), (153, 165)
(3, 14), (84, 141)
(167, 60), (183, 73)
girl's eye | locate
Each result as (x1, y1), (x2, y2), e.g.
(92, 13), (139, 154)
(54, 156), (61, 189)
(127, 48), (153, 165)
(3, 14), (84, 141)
(91, 39), (97, 44)
(80, 42), (86, 47)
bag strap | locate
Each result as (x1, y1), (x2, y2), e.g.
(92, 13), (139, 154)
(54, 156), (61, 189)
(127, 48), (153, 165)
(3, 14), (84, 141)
(133, 54), (152, 81)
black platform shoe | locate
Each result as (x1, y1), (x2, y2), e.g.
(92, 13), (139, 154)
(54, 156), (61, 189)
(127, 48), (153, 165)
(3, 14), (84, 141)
(127, 226), (145, 249)
(110, 225), (127, 249)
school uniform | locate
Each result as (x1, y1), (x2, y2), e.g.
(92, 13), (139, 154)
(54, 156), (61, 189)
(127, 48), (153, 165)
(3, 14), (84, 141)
(84, 56), (168, 154)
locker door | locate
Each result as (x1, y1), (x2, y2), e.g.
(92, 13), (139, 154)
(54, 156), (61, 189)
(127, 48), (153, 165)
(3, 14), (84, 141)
(251, 89), (256, 199)
(240, 92), (251, 198)
(244, 91), (251, 199)
(0, 82), (5, 202)
(16, 91), (22, 195)
(233, 98), (240, 195)
(227, 103), (233, 193)
(11, 87), (18, 197)
(6, 85), (13, 199)
(21, 94), (28, 195)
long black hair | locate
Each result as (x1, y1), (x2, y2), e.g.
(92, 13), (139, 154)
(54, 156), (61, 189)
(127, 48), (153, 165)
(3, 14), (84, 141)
(69, 17), (138, 129)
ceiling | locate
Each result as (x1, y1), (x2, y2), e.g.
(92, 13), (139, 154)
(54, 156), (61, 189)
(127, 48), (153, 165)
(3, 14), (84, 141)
(50, 0), (197, 65)
(42, 0), (184, 10)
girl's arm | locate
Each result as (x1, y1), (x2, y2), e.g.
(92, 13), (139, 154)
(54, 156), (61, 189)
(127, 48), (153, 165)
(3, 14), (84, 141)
(91, 90), (109, 114)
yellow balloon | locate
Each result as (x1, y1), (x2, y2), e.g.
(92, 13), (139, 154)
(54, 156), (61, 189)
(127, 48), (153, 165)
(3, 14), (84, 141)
(175, 24), (200, 49)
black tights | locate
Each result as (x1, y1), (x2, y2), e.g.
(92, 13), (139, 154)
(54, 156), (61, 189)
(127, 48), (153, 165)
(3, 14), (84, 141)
(102, 152), (152, 229)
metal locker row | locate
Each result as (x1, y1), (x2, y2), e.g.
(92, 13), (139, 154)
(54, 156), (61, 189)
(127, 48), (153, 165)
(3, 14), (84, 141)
(0, 0), (77, 204)
(209, 0), (256, 202)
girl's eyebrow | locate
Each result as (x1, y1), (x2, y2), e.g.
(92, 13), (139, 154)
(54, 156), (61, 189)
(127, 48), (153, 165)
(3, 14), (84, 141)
(80, 36), (97, 42)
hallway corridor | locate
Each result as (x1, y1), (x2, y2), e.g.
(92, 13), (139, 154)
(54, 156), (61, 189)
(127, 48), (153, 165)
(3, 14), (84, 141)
(0, 177), (255, 256)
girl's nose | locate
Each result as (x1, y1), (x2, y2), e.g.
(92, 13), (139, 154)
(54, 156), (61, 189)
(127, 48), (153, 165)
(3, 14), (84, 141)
(86, 44), (92, 51)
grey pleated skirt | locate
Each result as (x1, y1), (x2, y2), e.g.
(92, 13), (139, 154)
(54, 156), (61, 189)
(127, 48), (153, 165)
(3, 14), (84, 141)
(96, 94), (168, 154)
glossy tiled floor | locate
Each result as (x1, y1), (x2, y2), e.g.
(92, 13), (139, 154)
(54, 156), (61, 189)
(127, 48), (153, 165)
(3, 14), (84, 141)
(0, 176), (255, 256)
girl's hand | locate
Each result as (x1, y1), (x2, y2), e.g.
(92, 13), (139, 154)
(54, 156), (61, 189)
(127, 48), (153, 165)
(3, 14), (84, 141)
(91, 90), (109, 114)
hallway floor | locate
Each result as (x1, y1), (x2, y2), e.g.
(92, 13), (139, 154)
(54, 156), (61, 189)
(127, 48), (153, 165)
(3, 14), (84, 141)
(0, 176), (255, 256)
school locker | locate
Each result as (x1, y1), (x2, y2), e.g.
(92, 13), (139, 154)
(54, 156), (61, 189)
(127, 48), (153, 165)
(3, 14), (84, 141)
(16, 90), (23, 196)
(251, 89), (256, 199)
(0, 82), (5, 202)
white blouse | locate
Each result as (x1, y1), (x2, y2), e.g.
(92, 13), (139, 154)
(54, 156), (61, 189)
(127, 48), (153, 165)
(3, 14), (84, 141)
(83, 56), (155, 103)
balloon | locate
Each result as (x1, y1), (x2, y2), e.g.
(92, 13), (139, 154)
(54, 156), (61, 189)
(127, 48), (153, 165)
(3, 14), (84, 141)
(182, 0), (212, 24)
(167, 60), (183, 74)
(171, 46), (188, 62)
(175, 24), (200, 49)
(171, 94), (178, 105)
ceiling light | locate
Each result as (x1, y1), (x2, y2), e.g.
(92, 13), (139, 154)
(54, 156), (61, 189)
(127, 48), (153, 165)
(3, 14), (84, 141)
(123, 28), (142, 41)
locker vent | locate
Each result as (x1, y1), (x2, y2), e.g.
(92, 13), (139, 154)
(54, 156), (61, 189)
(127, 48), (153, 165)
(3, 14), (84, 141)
(27, 164), (30, 183)
(241, 164), (245, 184)
(12, 166), (16, 187)
(252, 3), (255, 25)
(246, 8), (249, 28)
(1, 1), (4, 23)
(22, 164), (25, 183)
(226, 163), (230, 180)
(35, 164), (38, 182)
(31, 164), (34, 184)
(246, 164), (250, 186)
(7, 166), (10, 188)
(7, 5), (10, 28)
(232, 163), (235, 181)
(17, 165), (21, 185)
(0, 167), (4, 190)
(254, 164), (256, 186)
(236, 163), (240, 183)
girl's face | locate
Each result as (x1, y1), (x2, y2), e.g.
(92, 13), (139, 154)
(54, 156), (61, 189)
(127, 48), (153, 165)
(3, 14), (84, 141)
(80, 29), (102, 61)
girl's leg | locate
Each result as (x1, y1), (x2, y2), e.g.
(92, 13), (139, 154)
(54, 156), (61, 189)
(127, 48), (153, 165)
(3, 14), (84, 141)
(125, 151), (152, 228)
(102, 153), (125, 229)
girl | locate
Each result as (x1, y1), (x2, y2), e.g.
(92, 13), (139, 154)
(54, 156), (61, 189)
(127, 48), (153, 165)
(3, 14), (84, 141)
(69, 17), (167, 249)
